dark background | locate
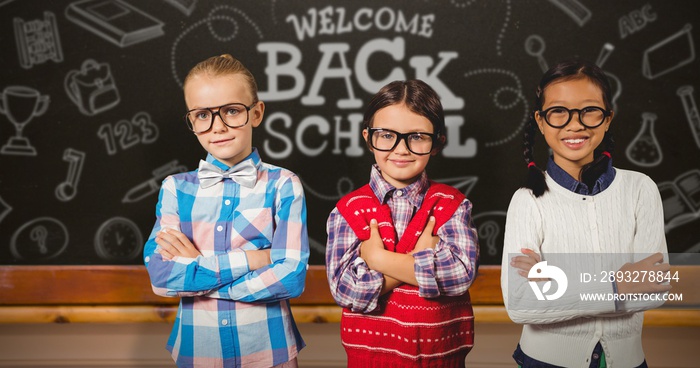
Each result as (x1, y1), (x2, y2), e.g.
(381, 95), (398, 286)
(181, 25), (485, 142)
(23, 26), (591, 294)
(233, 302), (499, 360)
(1, 0), (698, 266)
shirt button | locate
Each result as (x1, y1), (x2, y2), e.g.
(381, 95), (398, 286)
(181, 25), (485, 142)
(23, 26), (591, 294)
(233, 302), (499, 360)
(217, 225), (223, 232)
(145, 256), (150, 262)
(592, 353), (600, 360)
(396, 190), (403, 197)
(221, 319), (228, 326)
(225, 199), (231, 205)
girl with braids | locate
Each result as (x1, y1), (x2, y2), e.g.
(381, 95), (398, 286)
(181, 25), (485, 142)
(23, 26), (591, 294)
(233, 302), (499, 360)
(500, 59), (671, 367)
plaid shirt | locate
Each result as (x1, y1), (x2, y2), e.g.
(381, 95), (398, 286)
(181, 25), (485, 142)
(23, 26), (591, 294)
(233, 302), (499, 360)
(144, 149), (309, 368)
(325, 165), (479, 313)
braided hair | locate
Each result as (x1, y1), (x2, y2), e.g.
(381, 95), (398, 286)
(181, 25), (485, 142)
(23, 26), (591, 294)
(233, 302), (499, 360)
(523, 59), (615, 197)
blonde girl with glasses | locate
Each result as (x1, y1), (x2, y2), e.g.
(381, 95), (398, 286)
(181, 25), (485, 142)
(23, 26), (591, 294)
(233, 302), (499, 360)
(144, 54), (309, 368)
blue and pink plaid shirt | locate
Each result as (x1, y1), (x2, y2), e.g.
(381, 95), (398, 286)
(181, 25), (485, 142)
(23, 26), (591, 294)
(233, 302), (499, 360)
(325, 165), (479, 313)
(144, 148), (309, 368)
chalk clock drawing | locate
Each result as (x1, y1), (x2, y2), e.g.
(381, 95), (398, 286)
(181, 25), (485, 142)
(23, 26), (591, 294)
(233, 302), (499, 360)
(10, 217), (69, 260)
(171, 5), (263, 87)
(94, 216), (143, 260)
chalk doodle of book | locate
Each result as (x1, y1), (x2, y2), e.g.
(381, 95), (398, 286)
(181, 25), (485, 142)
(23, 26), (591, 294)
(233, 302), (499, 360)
(122, 160), (187, 203)
(658, 169), (700, 233)
(626, 112), (663, 167)
(65, 0), (164, 47)
(65, 59), (120, 116)
(55, 148), (86, 202)
(94, 216), (143, 260)
(0, 85), (49, 157)
(13, 11), (63, 69)
(10, 217), (69, 260)
(547, 0), (592, 27)
(165, 0), (198, 16)
(642, 23), (695, 79)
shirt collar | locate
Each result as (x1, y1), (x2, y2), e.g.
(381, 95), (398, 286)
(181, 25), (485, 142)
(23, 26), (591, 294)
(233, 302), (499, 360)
(368, 164), (429, 207)
(546, 156), (615, 195)
(205, 147), (261, 171)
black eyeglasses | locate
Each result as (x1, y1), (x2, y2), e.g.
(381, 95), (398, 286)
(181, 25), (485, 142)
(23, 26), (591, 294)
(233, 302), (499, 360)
(185, 102), (257, 134)
(366, 128), (436, 155)
(538, 106), (611, 129)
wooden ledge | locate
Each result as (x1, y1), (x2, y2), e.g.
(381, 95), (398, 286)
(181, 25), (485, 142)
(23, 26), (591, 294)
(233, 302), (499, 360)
(1, 305), (698, 326)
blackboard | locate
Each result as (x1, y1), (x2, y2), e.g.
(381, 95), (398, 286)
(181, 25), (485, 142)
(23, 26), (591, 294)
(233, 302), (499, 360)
(1, 0), (698, 266)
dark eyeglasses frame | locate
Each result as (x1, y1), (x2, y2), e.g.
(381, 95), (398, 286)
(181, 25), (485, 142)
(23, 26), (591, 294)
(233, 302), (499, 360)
(185, 101), (258, 134)
(538, 106), (611, 129)
(366, 128), (437, 155)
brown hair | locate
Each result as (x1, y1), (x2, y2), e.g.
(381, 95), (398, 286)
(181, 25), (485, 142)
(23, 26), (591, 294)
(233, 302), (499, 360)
(363, 80), (447, 152)
(183, 54), (259, 102)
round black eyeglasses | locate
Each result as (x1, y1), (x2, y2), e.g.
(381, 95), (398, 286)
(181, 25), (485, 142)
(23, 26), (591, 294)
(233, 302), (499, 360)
(185, 102), (257, 134)
(538, 106), (611, 129)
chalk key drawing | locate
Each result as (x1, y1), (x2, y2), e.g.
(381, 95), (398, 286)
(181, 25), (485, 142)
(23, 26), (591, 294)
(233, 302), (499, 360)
(524, 34), (549, 73)
(658, 169), (700, 233)
(547, 0), (592, 27)
(0, 85), (49, 156)
(677, 85), (700, 149)
(55, 148), (86, 202)
(642, 23), (694, 79)
(65, 59), (120, 116)
(0, 196), (11, 224)
(10, 217), (69, 260)
(626, 112), (662, 167)
(171, 5), (263, 87)
(65, 0), (164, 47)
(122, 160), (188, 203)
(13, 11), (63, 69)
(94, 216), (143, 260)
(97, 111), (159, 155)
(165, 0), (198, 16)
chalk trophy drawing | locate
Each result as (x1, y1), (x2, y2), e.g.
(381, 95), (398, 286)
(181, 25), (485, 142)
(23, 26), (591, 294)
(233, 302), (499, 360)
(94, 216), (143, 260)
(677, 86), (700, 149)
(171, 5), (263, 87)
(165, 0), (197, 16)
(55, 148), (86, 202)
(0, 196), (11, 224)
(525, 35), (549, 73)
(464, 69), (530, 147)
(298, 176), (354, 201)
(98, 111), (159, 155)
(595, 43), (622, 113)
(122, 160), (188, 203)
(473, 211), (506, 262)
(642, 24), (695, 79)
(65, 59), (120, 116)
(547, 0), (592, 27)
(65, 0), (164, 47)
(0, 85), (49, 156)
(658, 169), (700, 233)
(13, 12), (63, 69)
(626, 112), (662, 167)
(434, 176), (478, 197)
(10, 217), (69, 260)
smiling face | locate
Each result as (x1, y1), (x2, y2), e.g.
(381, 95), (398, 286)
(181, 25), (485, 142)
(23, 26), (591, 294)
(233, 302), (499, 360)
(362, 103), (435, 188)
(184, 73), (264, 167)
(535, 77), (613, 179)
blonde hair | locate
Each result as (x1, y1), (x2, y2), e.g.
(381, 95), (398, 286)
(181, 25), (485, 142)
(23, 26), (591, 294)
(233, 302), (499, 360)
(183, 54), (259, 101)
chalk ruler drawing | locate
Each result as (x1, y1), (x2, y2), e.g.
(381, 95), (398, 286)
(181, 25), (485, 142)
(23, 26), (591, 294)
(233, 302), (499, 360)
(547, 0), (592, 27)
(14, 11), (63, 69)
(0, 85), (49, 156)
(65, 0), (164, 47)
